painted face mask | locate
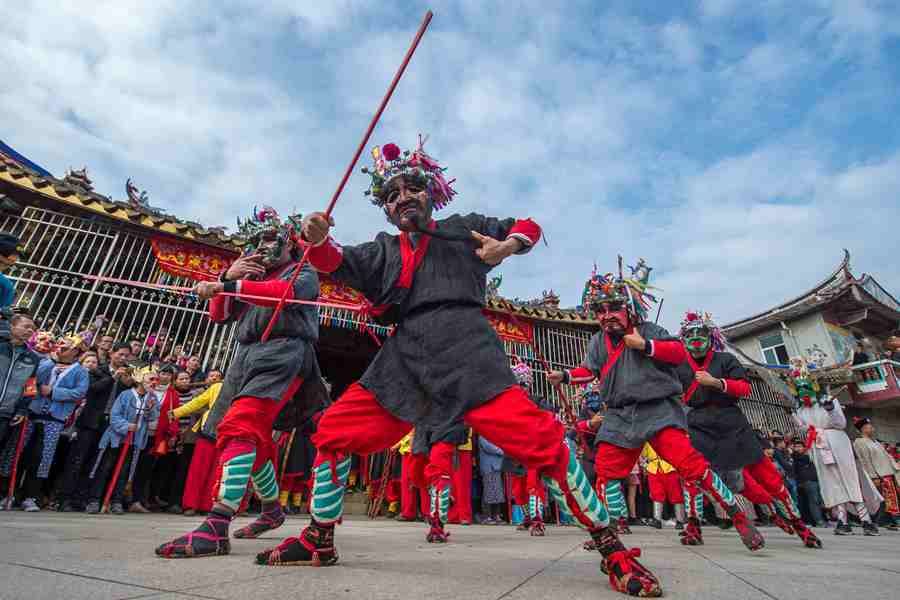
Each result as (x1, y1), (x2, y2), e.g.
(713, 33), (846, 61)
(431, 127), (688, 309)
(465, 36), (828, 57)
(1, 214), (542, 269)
(788, 358), (820, 408)
(581, 260), (658, 335)
(793, 376), (818, 407)
(236, 206), (301, 270)
(679, 311), (725, 356)
(596, 302), (629, 334)
(252, 230), (289, 268)
(682, 325), (711, 356)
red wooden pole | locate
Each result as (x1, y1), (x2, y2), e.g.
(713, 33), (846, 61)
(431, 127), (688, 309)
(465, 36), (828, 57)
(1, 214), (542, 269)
(5, 417), (29, 510)
(261, 10), (434, 343)
(102, 430), (133, 512)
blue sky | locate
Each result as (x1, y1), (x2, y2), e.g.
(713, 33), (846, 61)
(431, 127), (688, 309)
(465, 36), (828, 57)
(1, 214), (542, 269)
(3, 1), (900, 331)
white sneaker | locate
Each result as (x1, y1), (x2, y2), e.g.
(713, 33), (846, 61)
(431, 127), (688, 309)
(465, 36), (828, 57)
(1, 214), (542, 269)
(0, 497), (8, 510)
(21, 498), (40, 512)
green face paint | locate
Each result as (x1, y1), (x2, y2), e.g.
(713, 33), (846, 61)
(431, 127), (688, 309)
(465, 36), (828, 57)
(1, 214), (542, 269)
(682, 325), (711, 357)
(793, 377), (818, 407)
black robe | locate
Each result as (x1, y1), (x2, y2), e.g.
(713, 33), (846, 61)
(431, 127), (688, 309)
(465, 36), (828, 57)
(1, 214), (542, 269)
(202, 262), (326, 438)
(316, 212), (532, 433)
(676, 351), (762, 471)
(580, 323), (687, 449)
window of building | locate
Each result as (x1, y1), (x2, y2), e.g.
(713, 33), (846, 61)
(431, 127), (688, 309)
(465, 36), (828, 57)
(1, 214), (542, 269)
(759, 332), (790, 365)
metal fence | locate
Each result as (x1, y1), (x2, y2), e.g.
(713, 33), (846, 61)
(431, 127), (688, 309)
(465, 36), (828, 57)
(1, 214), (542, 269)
(3, 206), (237, 369)
(738, 377), (799, 438)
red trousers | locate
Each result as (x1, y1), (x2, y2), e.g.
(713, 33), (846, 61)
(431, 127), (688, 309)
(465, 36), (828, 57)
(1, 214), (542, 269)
(448, 449), (473, 524)
(595, 427), (708, 488)
(216, 377), (302, 472)
(510, 469), (547, 506)
(647, 471), (683, 505)
(313, 382), (570, 513)
(739, 456), (791, 509)
(313, 383), (566, 477)
(182, 436), (219, 512)
(400, 452), (430, 519)
(280, 473), (310, 494)
(386, 477), (401, 504)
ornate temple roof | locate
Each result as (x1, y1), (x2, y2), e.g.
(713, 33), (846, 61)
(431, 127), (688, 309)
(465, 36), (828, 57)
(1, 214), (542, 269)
(486, 297), (597, 325)
(722, 250), (900, 339)
(0, 153), (246, 252)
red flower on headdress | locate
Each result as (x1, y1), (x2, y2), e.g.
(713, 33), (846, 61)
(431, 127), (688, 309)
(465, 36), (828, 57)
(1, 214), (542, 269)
(382, 143), (401, 161)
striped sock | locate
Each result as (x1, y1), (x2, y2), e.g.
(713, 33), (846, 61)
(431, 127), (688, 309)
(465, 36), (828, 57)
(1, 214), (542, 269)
(310, 456), (351, 525)
(542, 440), (609, 529)
(218, 451), (255, 512)
(605, 480), (627, 519)
(250, 460), (279, 504)
(700, 469), (736, 508)
(429, 478), (450, 522)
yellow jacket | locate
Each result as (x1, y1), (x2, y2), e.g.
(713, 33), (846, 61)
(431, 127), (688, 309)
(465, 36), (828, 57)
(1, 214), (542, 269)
(641, 443), (675, 475)
(173, 382), (223, 433)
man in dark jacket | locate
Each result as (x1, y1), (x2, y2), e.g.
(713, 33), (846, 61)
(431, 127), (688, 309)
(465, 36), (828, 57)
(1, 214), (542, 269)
(0, 314), (39, 492)
(791, 439), (825, 527)
(57, 342), (133, 511)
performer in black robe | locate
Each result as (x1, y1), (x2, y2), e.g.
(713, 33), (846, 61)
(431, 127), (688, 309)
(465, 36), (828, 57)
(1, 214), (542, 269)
(676, 311), (822, 548)
(156, 208), (326, 558)
(256, 138), (661, 598)
(550, 264), (765, 554)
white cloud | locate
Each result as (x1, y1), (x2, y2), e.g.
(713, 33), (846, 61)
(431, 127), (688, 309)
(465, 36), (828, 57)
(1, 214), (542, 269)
(660, 21), (701, 67)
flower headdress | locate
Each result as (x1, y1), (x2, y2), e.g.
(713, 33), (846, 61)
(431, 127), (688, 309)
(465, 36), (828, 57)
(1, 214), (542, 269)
(362, 135), (456, 210)
(57, 333), (85, 349)
(511, 361), (533, 387)
(28, 331), (55, 354)
(581, 256), (659, 322)
(235, 206), (303, 255)
(132, 366), (159, 385)
(679, 311), (726, 352)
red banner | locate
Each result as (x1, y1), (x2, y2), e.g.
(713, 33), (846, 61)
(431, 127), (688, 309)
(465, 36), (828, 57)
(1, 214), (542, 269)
(319, 275), (371, 307)
(150, 237), (238, 281)
(484, 310), (534, 344)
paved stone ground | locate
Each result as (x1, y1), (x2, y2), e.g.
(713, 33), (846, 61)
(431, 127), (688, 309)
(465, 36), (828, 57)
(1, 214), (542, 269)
(0, 512), (898, 600)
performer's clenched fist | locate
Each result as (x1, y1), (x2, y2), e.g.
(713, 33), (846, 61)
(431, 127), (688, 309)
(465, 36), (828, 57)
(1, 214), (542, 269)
(193, 281), (224, 300)
(694, 370), (723, 389)
(302, 211), (335, 245)
(623, 331), (646, 351)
